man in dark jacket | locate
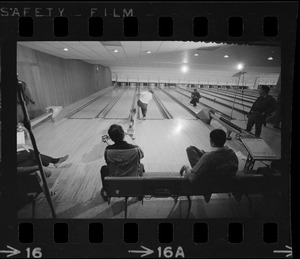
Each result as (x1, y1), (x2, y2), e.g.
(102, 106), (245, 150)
(246, 85), (277, 137)
(100, 124), (144, 200)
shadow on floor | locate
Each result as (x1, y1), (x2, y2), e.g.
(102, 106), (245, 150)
(18, 193), (284, 220)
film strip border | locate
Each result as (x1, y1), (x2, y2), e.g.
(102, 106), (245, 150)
(0, 2), (297, 40)
(12, 15), (279, 38)
(0, 1), (296, 258)
(2, 220), (292, 258)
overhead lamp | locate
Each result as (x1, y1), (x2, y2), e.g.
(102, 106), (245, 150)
(237, 63), (244, 70)
(181, 65), (188, 73)
(224, 55), (229, 58)
(63, 48), (68, 52)
(146, 50), (151, 54)
(194, 53), (199, 57)
(114, 49), (119, 53)
(268, 57), (273, 60)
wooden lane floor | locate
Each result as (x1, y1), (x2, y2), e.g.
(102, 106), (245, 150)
(153, 87), (196, 120)
(18, 116), (254, 218)
(225, 88), (278, 98)
(173, 86), (247, 121)
(171, 86), (281, 158)
(161, 86), (281, 160)
(134, 118), (247, 172)
(104, 85), (136, 119)
(69, 86), (126, 119)
(202, 88), (257, 102)
(138, 85), (166, 119)
(17, 87), (280, 218)
(198, 90), (253, 110)
(177, 86), (252, 114)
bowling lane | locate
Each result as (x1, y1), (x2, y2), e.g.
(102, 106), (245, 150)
(204, 88), (256, 102)
(179, 86), (251, 114)
(105, 86), (136, 119)
(138, 86), (165, 119)
(173, 87), (280, 157)
(165, 87), (209, 112)
(174, 87), (247, 121)
(164, 87), (250, 136)
(217, 88), (278, 99)
(154, 87), (196, 120)
(198, 91), (251, 112)
(70, 86), (125, 119)
(200, 89), (254, 106)
(226, 89), (260, 98)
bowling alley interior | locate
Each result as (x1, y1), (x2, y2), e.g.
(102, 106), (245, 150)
(7, 41), (291, 219)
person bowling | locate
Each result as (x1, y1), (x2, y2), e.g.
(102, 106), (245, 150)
(137, 87), (155, 120)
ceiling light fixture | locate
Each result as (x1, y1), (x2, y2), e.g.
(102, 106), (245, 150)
(181, 65), (188, 73)
(237, 63), (244, 70)
(146, 50), (151, 54)
(194, 53), (199, 56)
(268, 57), (273, 60)
(114, 49), (119, 53)
(63, 48), (68, 52)
(224, 55), (229, 58)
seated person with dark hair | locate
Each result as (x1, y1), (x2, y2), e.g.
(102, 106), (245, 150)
(100, 124), (145, 200)
(180, 129), (239, 182)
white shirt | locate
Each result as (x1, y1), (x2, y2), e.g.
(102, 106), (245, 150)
(17, 131), (31, 152)
(139, 91), (153, 104)
(17, 131), (26, 151)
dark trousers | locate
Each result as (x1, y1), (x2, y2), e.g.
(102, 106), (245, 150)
(17, 174), (42, 210)
(246, 113), (265, 137)
(273, 113), (281, 127)
(17, 149), (53, 167)
(190, 98), (199, 107)
(186, 146), (205, 167)
(272, 109), (281, 128)
(100, 166), (109, 191)
(137, 100), (148, 117)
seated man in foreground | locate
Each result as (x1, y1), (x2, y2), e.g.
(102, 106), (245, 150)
(180, 129), (239, 182)
(17, 124), (69, 210)
(100, 124), (145, 200)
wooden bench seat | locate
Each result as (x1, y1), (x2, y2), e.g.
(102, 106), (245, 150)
(103, 171), (285, 218)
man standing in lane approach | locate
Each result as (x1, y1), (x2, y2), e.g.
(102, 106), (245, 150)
(137, 87), (154, 120)
(246, 85), (277, 137)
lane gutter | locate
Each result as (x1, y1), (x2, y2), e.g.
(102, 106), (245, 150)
(96, 86), (129, 118)
(67, 86), (115, 118)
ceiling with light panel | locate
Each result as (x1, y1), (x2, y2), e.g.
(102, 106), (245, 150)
(18, 41), (280, 73)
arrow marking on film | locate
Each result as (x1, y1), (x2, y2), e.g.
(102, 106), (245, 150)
(273, 245), (292, 257)
(128, 245), (154, 257)
(0, 246), (21, 258)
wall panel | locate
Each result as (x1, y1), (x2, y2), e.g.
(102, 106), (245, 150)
(17, 45), (111, 118)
